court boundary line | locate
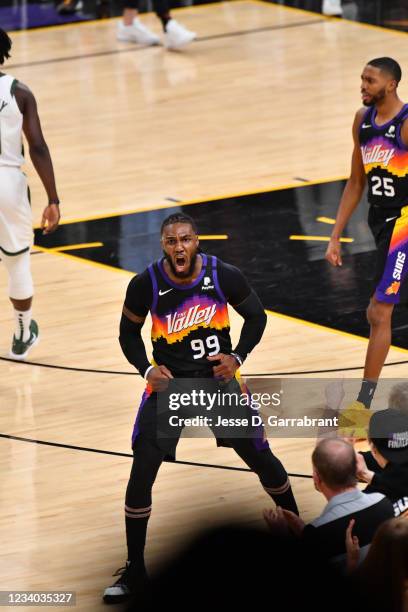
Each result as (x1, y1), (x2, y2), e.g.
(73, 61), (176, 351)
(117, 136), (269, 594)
(0, 432), (312, 479)
(251, 0), (408, 38)
(1, 354), (408, 375)
(7, 0), (246, 35)
(6, 17), (320, 70)
(34, 175), (348, 228)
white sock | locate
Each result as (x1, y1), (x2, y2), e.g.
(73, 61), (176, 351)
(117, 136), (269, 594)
(14, 309), (32, 342)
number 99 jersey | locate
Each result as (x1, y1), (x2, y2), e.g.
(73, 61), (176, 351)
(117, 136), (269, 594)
(359, 104), (408, 210)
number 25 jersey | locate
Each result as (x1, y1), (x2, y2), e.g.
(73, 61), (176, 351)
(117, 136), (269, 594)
(359, 103), (408, 210)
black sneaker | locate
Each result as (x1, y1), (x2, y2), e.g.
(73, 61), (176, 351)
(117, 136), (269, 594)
(103, 561), (147, 605)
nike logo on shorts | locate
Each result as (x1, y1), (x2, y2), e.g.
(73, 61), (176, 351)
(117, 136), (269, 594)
(159, 288), (173, 296)
(386, 216), (398, 223)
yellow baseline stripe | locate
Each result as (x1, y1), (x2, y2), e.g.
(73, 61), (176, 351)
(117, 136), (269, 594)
(34, 174), (347, 228)
(290, 235), (353, 243)
(316, 216), (335, 225)
(198, 235), (228, 240)
(251, 0), (408, 38)
(48, 242), (103, 252)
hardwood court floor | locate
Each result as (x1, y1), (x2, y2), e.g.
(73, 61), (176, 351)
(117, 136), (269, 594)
(1, 2), (408, 609)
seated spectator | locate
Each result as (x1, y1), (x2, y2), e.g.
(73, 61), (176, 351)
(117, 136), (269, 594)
(361, 382), (408, 471)
(346, 517), (408, 612)
(357, 409), (408, 517)
(264, 438), (394, 570)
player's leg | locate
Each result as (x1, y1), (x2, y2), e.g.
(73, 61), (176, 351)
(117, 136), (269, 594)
(2, 250), (38, 360)
(155, 0), (196, 50)
(364, 297), (394, 380)
(230, 438), (299, 515)
(103, 434), (166, 604)
(117, 0), (160, 45)
(355, 209), (408, 409)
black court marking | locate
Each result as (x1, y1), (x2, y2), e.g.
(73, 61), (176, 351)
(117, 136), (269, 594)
(0, 433), (312, 479)
(1, 354), (408, 375)
(34, 178), (408, 349)
(6, 19), (322, 70)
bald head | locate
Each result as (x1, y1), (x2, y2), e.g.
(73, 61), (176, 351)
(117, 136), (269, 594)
(312, 439), (357, 490)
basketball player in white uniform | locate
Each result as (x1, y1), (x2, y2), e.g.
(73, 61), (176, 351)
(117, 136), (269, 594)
(0, 28), (60, 359)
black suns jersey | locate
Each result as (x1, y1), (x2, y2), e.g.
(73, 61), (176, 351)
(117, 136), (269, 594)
(125, 254), (251, 376)
(359, 103), (408, 211)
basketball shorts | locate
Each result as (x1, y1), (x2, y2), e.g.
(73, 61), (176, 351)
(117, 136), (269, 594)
(131, 376), (270, 459)
(368, 204), (408, 305)
(0, 167), (33, 257)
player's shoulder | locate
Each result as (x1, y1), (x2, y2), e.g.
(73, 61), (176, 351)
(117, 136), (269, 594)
(12, 80), (36, 113)
(213, 256), (243, 276)
(354, 107), (368, 124)
(127, 268), (152, 292)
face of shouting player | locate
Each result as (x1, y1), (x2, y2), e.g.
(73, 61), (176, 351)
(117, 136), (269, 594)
(161, 222), (200, 280)
(361, 64), (396, 107)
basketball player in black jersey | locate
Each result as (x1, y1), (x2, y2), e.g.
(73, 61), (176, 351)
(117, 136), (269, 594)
(103, 213), (298, 604)
(326, 58), (408, 430)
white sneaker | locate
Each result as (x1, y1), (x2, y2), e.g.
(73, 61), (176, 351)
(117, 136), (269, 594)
(117, 19), (160, 46)
(164, 19), (196, 50)
(322, 0), (342, 16)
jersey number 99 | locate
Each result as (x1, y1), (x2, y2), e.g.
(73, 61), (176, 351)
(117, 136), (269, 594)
(191, 336), (220, 359)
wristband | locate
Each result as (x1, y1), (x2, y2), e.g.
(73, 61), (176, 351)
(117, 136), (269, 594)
(144, 365), (155, 380)
(48, 199), (60, 206)
(230, 352), (243, 367)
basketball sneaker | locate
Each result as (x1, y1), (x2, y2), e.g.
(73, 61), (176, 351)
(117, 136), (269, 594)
(103, 561), (147, 605)
(164, 19), (196, 50)
(117, 19), (160, 46)
(9, 320), (39, 361)
(322, 0), (343, 16)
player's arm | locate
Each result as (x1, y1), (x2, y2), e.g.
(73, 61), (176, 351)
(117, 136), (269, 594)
(325, 108), (367, 267)
(14, 82), (60, 234)
(119, 273), (172, 390)
(207, 262), (267, 379)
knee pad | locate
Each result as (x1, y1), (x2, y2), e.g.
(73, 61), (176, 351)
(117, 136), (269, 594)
(1, 250), (34, 299)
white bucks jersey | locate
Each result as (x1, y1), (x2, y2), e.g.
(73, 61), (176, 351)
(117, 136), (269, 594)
(0, 74), (24, 167)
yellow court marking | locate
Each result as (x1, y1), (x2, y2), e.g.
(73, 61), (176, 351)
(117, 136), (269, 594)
(48, 242), (103, 252)
(34, 174), (347, 228)
(251, 0), (408, 38)
(316, 217), (336, 225)
(289, 235), (353, 243)
(198, 235), (228, 240)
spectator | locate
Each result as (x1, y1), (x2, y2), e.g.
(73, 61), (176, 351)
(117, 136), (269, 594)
(357, 409), (408, 517)
(264, 438), (394, 570)
(346, 518), (408, 612)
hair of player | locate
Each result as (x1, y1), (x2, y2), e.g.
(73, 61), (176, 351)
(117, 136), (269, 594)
(0, 28), (11, 65)
(388, 382), (408, 415)
(367, 57), (402, 84)
(161, 213), (198, 235)
(312, 438), (357, 489)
